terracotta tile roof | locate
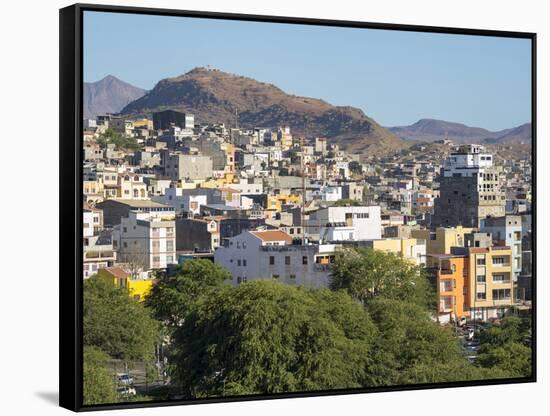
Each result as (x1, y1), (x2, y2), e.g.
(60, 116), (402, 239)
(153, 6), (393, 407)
(250, 230), (292, 243)
(101, 266), (129, 279)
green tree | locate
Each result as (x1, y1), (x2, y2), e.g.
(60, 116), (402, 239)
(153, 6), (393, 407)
(83, 276), (160, 362)
(479, 316), (530, 347)
(475, 316), (532, 378)
(97, 128), (139, 151)
(330, 247), (435, 309)
(170, 280), (377, 398)
(477, 342), (532, 378)
(365, 298), (490, 385)
(83, 347), (118, 406)
(145, 259), (230, 329)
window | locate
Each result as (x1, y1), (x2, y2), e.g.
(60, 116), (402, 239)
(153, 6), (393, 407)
(153, 256), (160, 262)
(166, 241), (174, 251)
(243, 259), (247, 267)
(289, 274), (296, 280)
(166, 256), (173, 263)
(477, 292), (486, 300)
(269, 256), (275, 265)
(476, 275), (486, 283)
(272, 274), (280, 279)
(492, 257), (506, 265)
(492, 289), (511, 300)
(289, 228), (294, 235)
(237, 259), (241, 266)
(285, 256), (291, 265)
(302, 256), (308, 265)
(493, 274), (507, 282)
(476, 257), (486, 266)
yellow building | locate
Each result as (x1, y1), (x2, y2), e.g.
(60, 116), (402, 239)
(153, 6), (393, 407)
(132, 118), (153, 130)
(83, 180), (104, 204)
(267, 193), (301, 212)
(367, 238), (426, 265)
(200, 174), (235, 189)
(97, 266), (155, 302)
(465, 246), (515, 321)
(412, 226), (473, 255)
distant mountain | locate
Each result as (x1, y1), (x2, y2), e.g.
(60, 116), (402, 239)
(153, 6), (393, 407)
(84, 75), (146, 119)
(121, 67), (404, 157)
(483, 123), (532, 144)
(389, 118), (531, 144)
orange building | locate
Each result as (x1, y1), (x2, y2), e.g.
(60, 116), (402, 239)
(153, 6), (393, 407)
(428, 254), (470, 324)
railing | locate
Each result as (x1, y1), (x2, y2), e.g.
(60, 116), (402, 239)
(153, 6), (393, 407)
(314, 264), (331, 272)
(493, 298), (513, 305)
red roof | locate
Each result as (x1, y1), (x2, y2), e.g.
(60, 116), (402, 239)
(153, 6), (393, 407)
(250, 230), (293, 243)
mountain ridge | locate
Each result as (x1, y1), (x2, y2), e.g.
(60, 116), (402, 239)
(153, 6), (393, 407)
(84, 75), (146, 119)
(389, 118), (531, 144)
(121, 67), (404, 157)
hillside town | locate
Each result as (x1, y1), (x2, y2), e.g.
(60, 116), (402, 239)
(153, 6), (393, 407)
(83, 107), (532, 322)
(82, 106), (533, 398)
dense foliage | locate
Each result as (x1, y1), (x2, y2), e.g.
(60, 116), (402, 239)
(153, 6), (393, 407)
(96, 128), (139, 151)
(145, 259), (230, 329)
(83, 276), (160, 362)
(330, 247), (435, 309)
(476, 316), (532, 378)
(365, 298), (491, 385)
(83, 347), (118, 406)
(170, 280), (377, 397)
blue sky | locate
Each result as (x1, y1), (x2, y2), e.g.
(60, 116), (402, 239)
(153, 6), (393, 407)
(84, 11), (532, 131)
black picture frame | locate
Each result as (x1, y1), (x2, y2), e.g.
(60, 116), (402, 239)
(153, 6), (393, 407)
(60, 3), (537, 412)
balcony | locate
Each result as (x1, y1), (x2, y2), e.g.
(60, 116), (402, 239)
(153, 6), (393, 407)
(492, 298), (513, 306)
(492, 263), (511, 268)
(314, 264), (331, 272)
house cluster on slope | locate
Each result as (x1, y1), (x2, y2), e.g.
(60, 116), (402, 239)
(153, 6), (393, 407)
(82, 109), (533, 323)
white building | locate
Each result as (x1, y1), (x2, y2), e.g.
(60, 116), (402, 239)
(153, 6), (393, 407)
(442, 144), (494, 177)
(113, 211), (176, 272)
(153, 187), (208, 216)
(308, 206), (382, 243)
(83, 234), (116, 278)
(214, 230), (338, 288)
(83, 207), (103, 238)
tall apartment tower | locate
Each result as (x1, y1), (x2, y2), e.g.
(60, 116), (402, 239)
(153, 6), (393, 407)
(432, 145), (505, 228)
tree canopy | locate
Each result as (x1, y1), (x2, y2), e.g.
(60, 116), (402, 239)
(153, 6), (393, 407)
(83, 346), (118, 406)
(170, 280), (377, 398)
(83, 276), (160, 362)
(330, 247), (435, 309)
(96, 128), (139, 151)
(145, 259), (230, 329)
(365, 298), (491, 385)
(476, 316), (532, 378)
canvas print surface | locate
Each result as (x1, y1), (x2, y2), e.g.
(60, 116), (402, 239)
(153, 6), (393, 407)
(80, 10), (534, 406)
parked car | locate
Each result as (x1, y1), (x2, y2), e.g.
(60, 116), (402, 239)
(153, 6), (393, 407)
(117, 373), (134, 386)
(117, 386), (136, 397)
